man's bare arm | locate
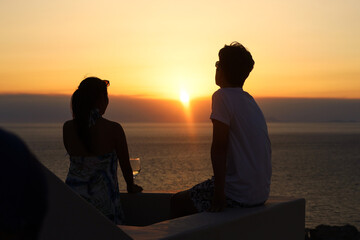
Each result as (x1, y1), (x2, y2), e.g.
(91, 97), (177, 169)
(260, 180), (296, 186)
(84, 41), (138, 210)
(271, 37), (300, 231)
(210, 119), (229, 212)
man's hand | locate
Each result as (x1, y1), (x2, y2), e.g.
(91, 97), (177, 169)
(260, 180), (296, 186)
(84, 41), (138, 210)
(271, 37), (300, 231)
(127, 183), (143, 193)
(209, 193), (226, 212)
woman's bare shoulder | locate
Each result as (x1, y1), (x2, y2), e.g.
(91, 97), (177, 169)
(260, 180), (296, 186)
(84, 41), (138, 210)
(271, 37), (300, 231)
(63, 120), (75, 130)
(101, 118), (122, 128)
(101, 118), (125, 135)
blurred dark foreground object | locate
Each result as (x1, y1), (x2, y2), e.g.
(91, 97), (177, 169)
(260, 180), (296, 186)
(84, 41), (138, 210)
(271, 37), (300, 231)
(305, 224), (360, 240)
(0, 128), (48, 240)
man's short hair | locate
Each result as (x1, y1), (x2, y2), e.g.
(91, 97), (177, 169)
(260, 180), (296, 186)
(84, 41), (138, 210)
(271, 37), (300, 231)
(218, 42), (255, 87)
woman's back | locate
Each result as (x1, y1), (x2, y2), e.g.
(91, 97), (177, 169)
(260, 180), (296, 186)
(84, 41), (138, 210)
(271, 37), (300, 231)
(63, 118), (119, 157)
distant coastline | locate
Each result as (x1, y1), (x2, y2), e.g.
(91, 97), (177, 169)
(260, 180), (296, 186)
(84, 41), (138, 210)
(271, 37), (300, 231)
(0, 94), (359, 123)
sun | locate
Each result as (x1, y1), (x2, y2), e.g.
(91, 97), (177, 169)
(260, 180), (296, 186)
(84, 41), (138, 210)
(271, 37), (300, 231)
(180, 89), (190, 105)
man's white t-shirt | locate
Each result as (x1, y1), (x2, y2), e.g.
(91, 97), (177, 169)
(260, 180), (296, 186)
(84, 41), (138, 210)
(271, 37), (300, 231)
(210, 88), (272, 205)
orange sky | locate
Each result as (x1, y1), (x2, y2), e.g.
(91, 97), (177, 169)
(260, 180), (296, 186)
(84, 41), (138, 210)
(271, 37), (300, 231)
(0, 0), (359, 100)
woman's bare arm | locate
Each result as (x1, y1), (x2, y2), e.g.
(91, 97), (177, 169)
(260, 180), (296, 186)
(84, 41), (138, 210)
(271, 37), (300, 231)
(114, 122), (143, 193)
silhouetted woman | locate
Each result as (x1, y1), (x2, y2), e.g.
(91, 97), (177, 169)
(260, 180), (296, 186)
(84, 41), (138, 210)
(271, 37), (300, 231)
(63, 77), (142, 224)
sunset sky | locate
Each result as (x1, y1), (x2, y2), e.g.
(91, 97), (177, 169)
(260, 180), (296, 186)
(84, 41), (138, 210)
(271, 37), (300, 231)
(0, 0), (359, 100)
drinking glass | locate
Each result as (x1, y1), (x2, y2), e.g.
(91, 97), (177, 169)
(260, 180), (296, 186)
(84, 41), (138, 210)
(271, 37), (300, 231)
(130, 157), (141, 178)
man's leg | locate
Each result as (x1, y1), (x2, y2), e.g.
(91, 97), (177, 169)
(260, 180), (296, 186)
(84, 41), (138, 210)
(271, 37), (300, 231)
(170, 190), (198, 219)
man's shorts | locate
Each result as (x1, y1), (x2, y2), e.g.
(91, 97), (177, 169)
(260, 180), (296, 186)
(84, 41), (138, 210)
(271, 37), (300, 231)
(189, 177), (251, 212)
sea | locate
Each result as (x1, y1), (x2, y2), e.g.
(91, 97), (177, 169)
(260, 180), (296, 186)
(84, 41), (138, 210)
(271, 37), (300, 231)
(2, 122), (360, 229)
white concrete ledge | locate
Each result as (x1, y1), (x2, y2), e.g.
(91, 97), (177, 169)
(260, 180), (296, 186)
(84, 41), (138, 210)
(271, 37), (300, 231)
(121, 194), (305, 240)
(39, 165), (305, 240)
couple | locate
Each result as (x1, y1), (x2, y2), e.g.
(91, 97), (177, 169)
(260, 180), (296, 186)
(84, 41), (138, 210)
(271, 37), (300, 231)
(63, 42), (272, 225)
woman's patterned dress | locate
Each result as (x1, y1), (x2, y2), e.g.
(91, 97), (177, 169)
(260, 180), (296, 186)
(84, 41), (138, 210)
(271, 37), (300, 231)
(65, 151), (124, 224)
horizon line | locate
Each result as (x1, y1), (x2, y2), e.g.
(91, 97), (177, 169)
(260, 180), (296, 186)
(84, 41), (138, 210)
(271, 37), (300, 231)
(1, 92), (360, 100)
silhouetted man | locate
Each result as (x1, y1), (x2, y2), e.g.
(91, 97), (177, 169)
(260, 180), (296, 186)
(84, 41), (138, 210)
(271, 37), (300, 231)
(171, 42), (271, 217)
